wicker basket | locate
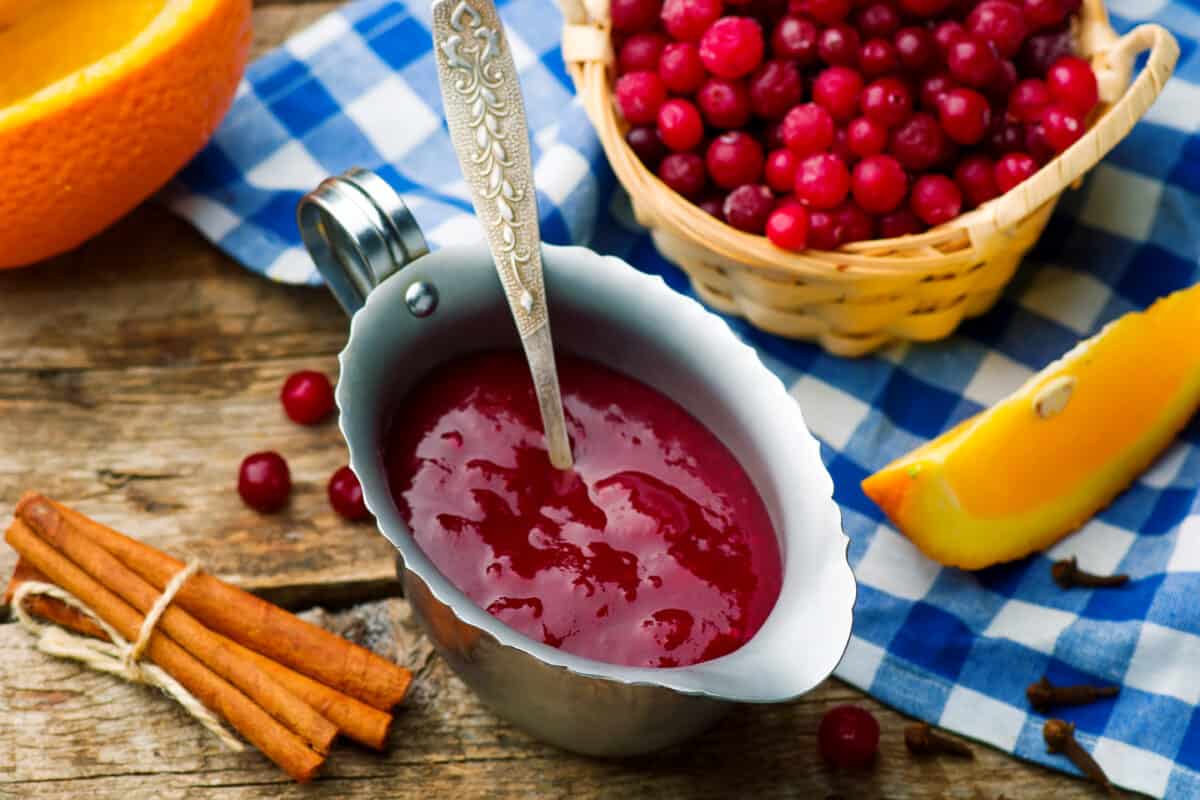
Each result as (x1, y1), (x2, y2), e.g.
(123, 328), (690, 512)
(560, 0), (1179, 356)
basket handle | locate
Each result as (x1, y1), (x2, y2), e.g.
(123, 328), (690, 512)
(970, 24), (1179, 244)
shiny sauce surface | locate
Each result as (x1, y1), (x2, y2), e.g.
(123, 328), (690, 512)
(384, 351), (781, 668)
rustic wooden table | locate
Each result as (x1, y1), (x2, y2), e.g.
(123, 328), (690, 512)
(0, 2), (1115, 797)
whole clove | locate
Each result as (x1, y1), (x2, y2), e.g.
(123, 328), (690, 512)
(904, 723), (974, 759)
(1052, 557), (1130, 589)
(1044, 719), (1116, 796)
(1027, 677), (1120, 713)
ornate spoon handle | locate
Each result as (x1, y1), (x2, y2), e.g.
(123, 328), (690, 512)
(432, 0), (573, 470)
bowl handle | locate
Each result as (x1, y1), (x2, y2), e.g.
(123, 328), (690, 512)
(968, 24), (1180, 247)
(297, 168), (430, 316)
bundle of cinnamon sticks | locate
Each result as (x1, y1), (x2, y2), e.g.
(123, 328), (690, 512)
(4, 492), (413, 782)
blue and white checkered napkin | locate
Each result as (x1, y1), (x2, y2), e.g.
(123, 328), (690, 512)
(165, 0), (1200, 794)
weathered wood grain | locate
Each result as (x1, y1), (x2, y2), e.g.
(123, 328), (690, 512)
(0, 599), (1109, 800)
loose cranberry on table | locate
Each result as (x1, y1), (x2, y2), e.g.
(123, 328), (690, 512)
(619, 32), (668, 73)
(771, 15), (819, 63)
(238, 452), (291, 513)
(615, 71), (666, 126)
(818, 705), (881, 769)
(707, 131), (765, 187)
(748, 59), (804, 119)
(699, 16), (765, 78)
(723, 184), (775, 232)
(659, 152), (708, 198)
(766, 203), (810, 250)
(612, 0), (663, 33)
(658, 41), (707, 93)
(1046, 55), (1099, 115)
(795, 153), (851, 209)
(327, 466), (369, 521)
(851, 154), (908, 214)
(812, 65), (863, 121)
(910, 173), (963, 225)
(661, 0), (723, 41)
(994, 151), (1039, 192)
(657, 97), (705, 151)
(781, 103), (835, 156)
(697, 76), (752, 128)
(280, 370), (335, 425)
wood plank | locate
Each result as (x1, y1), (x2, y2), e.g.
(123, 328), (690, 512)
(0, 598), (1108, 799)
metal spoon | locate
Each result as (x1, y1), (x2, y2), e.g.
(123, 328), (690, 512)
(431, 0), (573, 470)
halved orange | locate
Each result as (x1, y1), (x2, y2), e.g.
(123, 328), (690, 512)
(0, 0), (252, 268)
(863, 283), (1200, 569)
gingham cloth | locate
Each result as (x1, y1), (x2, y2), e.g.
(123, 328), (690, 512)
(164, 0), (1200, 795)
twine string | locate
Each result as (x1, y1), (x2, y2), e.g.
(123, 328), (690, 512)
(12, 562), (244, 751)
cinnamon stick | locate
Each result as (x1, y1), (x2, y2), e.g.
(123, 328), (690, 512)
(5, 519), (324, 782)
(35, 493), (411, 710)
(16, 497), (338, 755)
(8, 558), (393, 750)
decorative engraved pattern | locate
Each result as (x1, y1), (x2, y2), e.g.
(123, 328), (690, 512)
(433, 0), (544, 337)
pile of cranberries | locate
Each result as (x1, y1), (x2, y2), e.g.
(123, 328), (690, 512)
(612, 0), (1098, 250)
(236, 370), (369, 522)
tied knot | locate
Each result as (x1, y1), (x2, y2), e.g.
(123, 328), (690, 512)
(12, 561), (244, 752)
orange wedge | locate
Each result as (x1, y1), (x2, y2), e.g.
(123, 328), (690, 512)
(863, 283), (1200, 569)
(0, 0), (251, 268)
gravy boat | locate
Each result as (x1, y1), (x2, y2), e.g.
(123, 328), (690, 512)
(299, 169), (856, 756)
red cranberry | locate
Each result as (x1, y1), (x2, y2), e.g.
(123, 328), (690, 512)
(990, 58), (1018, 99)
(902, 0), (952, 16)
(994, 151), (1038, 191)
(613, 0), (663, 32)
(699, 16), (765, 78)
(1022, 0), (1068, 31)
(659, 42), (707, 93)
(813, 66), (863, 121)
(861, 77), (913, 127)
(766, 203), (810, 249)
(771, 15), (820, 64)
(1008, 77), (1051, 121)
(856, 2), (901, 38)
(328, 466), (369, 521)
(847, 115), (889, 157)
(723, 184), (776, 232)
(933, 20), (968, 51)
(910, 173), (962, 224)
(1018, 27), (1074, 75)
(834, 200), (876, 243)
(749, 60), (804, 118)
(281, 370), (335, 425)
(947, 34), (1001, 87)
(620, 33), (669, 73)
(238, 452), (291, 513)
(967, 0), (1028, 58)
(762, 119), (786, 149)
(699, 193), (727, 217)
(659, 152), (708, 198)
(895, 26), (941, 73)
(888, 112), (946, 170)
(807, 206), (840, 248)
(938, 87), (991, 143)
(707, 131), (766, 187)
(818, 23), (861, 66)
(954, 153), (1000, 206)
(697, 77), (753, 128)
(919, 72), (958, 110)
(986, 115), (1025, 154)
(830, 126), (856, 163)
(795, 153), (851, 208)
(765, 148), (801, 191)
(781, 102), (835, 155)
(860, 38), (900, 77)
(1040, 103), (1084, 151)
(851, 154), (907, 213)
(615, 71), (668, 125)
(626, 126), (667, 168)
(803, 0), (851, 24)
(878, 207), (926, 236)
(1024, 116), (1056, 162)
(657, 98), (705, 151)
(662, 0), (724, 40)
(1046, 55), (1099, 115)
(818, 705), (881, 769)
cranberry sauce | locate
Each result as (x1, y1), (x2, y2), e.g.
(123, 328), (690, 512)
(384, 351), (782, 668)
